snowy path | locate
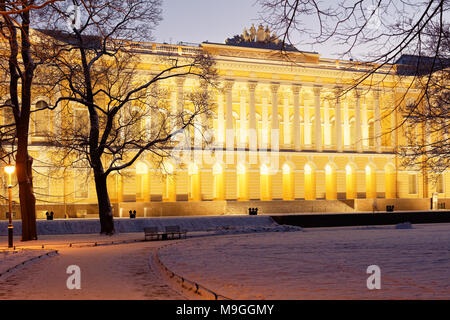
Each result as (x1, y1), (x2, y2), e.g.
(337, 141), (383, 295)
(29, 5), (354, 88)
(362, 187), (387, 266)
(0, 241), (185, 300)
(159, 223), (450, 299)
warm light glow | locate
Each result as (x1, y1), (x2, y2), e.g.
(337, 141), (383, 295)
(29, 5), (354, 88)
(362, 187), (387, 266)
(260, 164), (270, 175)
(325, 164), (332, 175)
(136, 162), (148, 174)
(365, 165), (372, 175)
(237, 163), (246, 175)
(346, 164), (352, 175)
(4, 165), (15, 175)
(282, 163), (291, 175)
(165, 162), (174, 175)
(304, 164), (312, 175)
(213, 163), (223, 175)
(188, 163), (199, 175)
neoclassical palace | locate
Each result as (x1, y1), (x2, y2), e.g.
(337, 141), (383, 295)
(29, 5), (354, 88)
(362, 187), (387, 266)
(1, 27), (449, 218)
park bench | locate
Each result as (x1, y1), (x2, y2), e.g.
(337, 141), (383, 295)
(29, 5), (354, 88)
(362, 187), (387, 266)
(144, 227), (165, 241)
(144, 225), (187, 241)
(164, 225), (187, 240)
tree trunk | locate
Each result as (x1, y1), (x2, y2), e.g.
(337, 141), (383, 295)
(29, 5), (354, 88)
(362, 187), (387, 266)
(94, 172), (115, 235)
(16, 154), (37, 241)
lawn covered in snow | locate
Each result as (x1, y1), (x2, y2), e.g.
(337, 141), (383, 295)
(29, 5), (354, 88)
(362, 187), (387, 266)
(158, 223), (450, 299)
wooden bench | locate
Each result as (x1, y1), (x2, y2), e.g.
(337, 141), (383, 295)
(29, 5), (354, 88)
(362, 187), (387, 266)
(144, 225), (187, 241)
(165, 225), (187, 240)
(144, 227), (165, 241)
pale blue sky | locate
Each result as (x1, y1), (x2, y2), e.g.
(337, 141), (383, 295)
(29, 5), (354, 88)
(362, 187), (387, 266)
(152, 0), (386, 60)
(154, 0), (262, 45)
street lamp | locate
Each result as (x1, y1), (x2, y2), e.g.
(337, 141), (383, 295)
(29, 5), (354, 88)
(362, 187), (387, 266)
(4, 164), (15, 248)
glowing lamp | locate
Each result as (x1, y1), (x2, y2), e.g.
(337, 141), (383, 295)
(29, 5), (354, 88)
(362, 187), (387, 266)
(304, 164), (312, 175)
(213, 163), (223, 175)
(345, 165), (352, 175)
(365, 165), (372, 175)
(237, 163), (246, 175)
(260, 164), (270, 175)
(282, 163), (291, 175)
(325, 164), (332, 175)
(4, 165), (15, 175)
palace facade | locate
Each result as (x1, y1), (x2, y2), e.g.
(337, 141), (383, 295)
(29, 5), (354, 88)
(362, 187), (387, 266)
(1, 30), (449, 219)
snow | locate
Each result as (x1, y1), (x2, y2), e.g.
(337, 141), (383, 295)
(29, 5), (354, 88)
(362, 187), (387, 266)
(0, 215), (278, 236)
(158, 223), (450, 299)
(0, 241), (185, 300)
(0, 249), (52, 275)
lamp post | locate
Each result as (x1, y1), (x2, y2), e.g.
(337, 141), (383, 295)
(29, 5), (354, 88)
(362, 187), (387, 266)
(4, 164), (15, 248)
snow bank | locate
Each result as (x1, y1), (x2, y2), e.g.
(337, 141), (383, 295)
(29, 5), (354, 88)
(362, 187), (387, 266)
(0, 249), (52, 276)
(395, 222), (413, 229)
(0, 215), (281, 235)
(158, 223), (450, 299)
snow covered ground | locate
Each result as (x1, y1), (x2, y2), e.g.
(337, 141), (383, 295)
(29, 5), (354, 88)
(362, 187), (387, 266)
(158, 223), (450, 299)
(0, 249), (52, 276)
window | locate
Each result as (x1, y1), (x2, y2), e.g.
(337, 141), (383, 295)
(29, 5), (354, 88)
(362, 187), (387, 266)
(74, 109), (89, 136)
(34, 101), (50, 137)
(2, 99), (14, 136)
(74, 170), (89, 199)
(436, 174), (444, 194)
(408, 174), (418, 195)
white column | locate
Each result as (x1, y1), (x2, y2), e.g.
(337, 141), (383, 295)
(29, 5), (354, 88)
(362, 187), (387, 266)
(217, 91), (225, 145)
(391, 97), (397, 148)
(354, 88), (362, 153)
(283, 93), (290, 146)
(225, 80), (234, 163)
(292, 84), (301, 151)
(261, 94), (269, 150)
(373, 90), (382, 153)
(248, 82), (257, 152)
(271, 83), (280, 150)
(343, 99), (350, 147)
(324, 100), (330, 147)
(304, 102), (311, 146)
(362, 99), (369, 149)
(239, 88), (247, 148)
(314, 86), (322, 152)
(335, 87), (343, 152)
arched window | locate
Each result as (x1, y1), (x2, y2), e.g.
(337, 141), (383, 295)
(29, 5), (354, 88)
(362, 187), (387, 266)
(237, 162), (248, 201)
(136, 162), (149, 202)
(2, 99), (14, 137)
(163, 162), (176, 202)
(260, 163), (272, 201)
(330, 117), (336, 147)
(385, 164), (396, 199)
(349, 117), (356, 147)
(213, 162), (224, 200)
(282, 163), (294, 200)
(304, 163), (316, 200)
(345, 163), (357, 199)
(34, 100), (50, 137)
(365, 164), (377, 199)
(325, 163), (337, 200)
(188, 162), (201, 201)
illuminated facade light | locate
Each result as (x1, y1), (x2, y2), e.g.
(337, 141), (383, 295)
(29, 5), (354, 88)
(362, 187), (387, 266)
(282, 163), (291, 175)
(304, 164), (312, 175)
(213, 162), (223, 175)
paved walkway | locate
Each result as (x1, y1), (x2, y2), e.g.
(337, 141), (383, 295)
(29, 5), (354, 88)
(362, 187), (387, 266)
(0, 235), (185, 300)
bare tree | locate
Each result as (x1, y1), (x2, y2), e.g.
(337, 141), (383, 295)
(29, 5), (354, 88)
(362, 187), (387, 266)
(0, 0), (62, 240)
(259, 0), (449, 176)
(41, 0), (217, 235)
(399, 23), (449, 178)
